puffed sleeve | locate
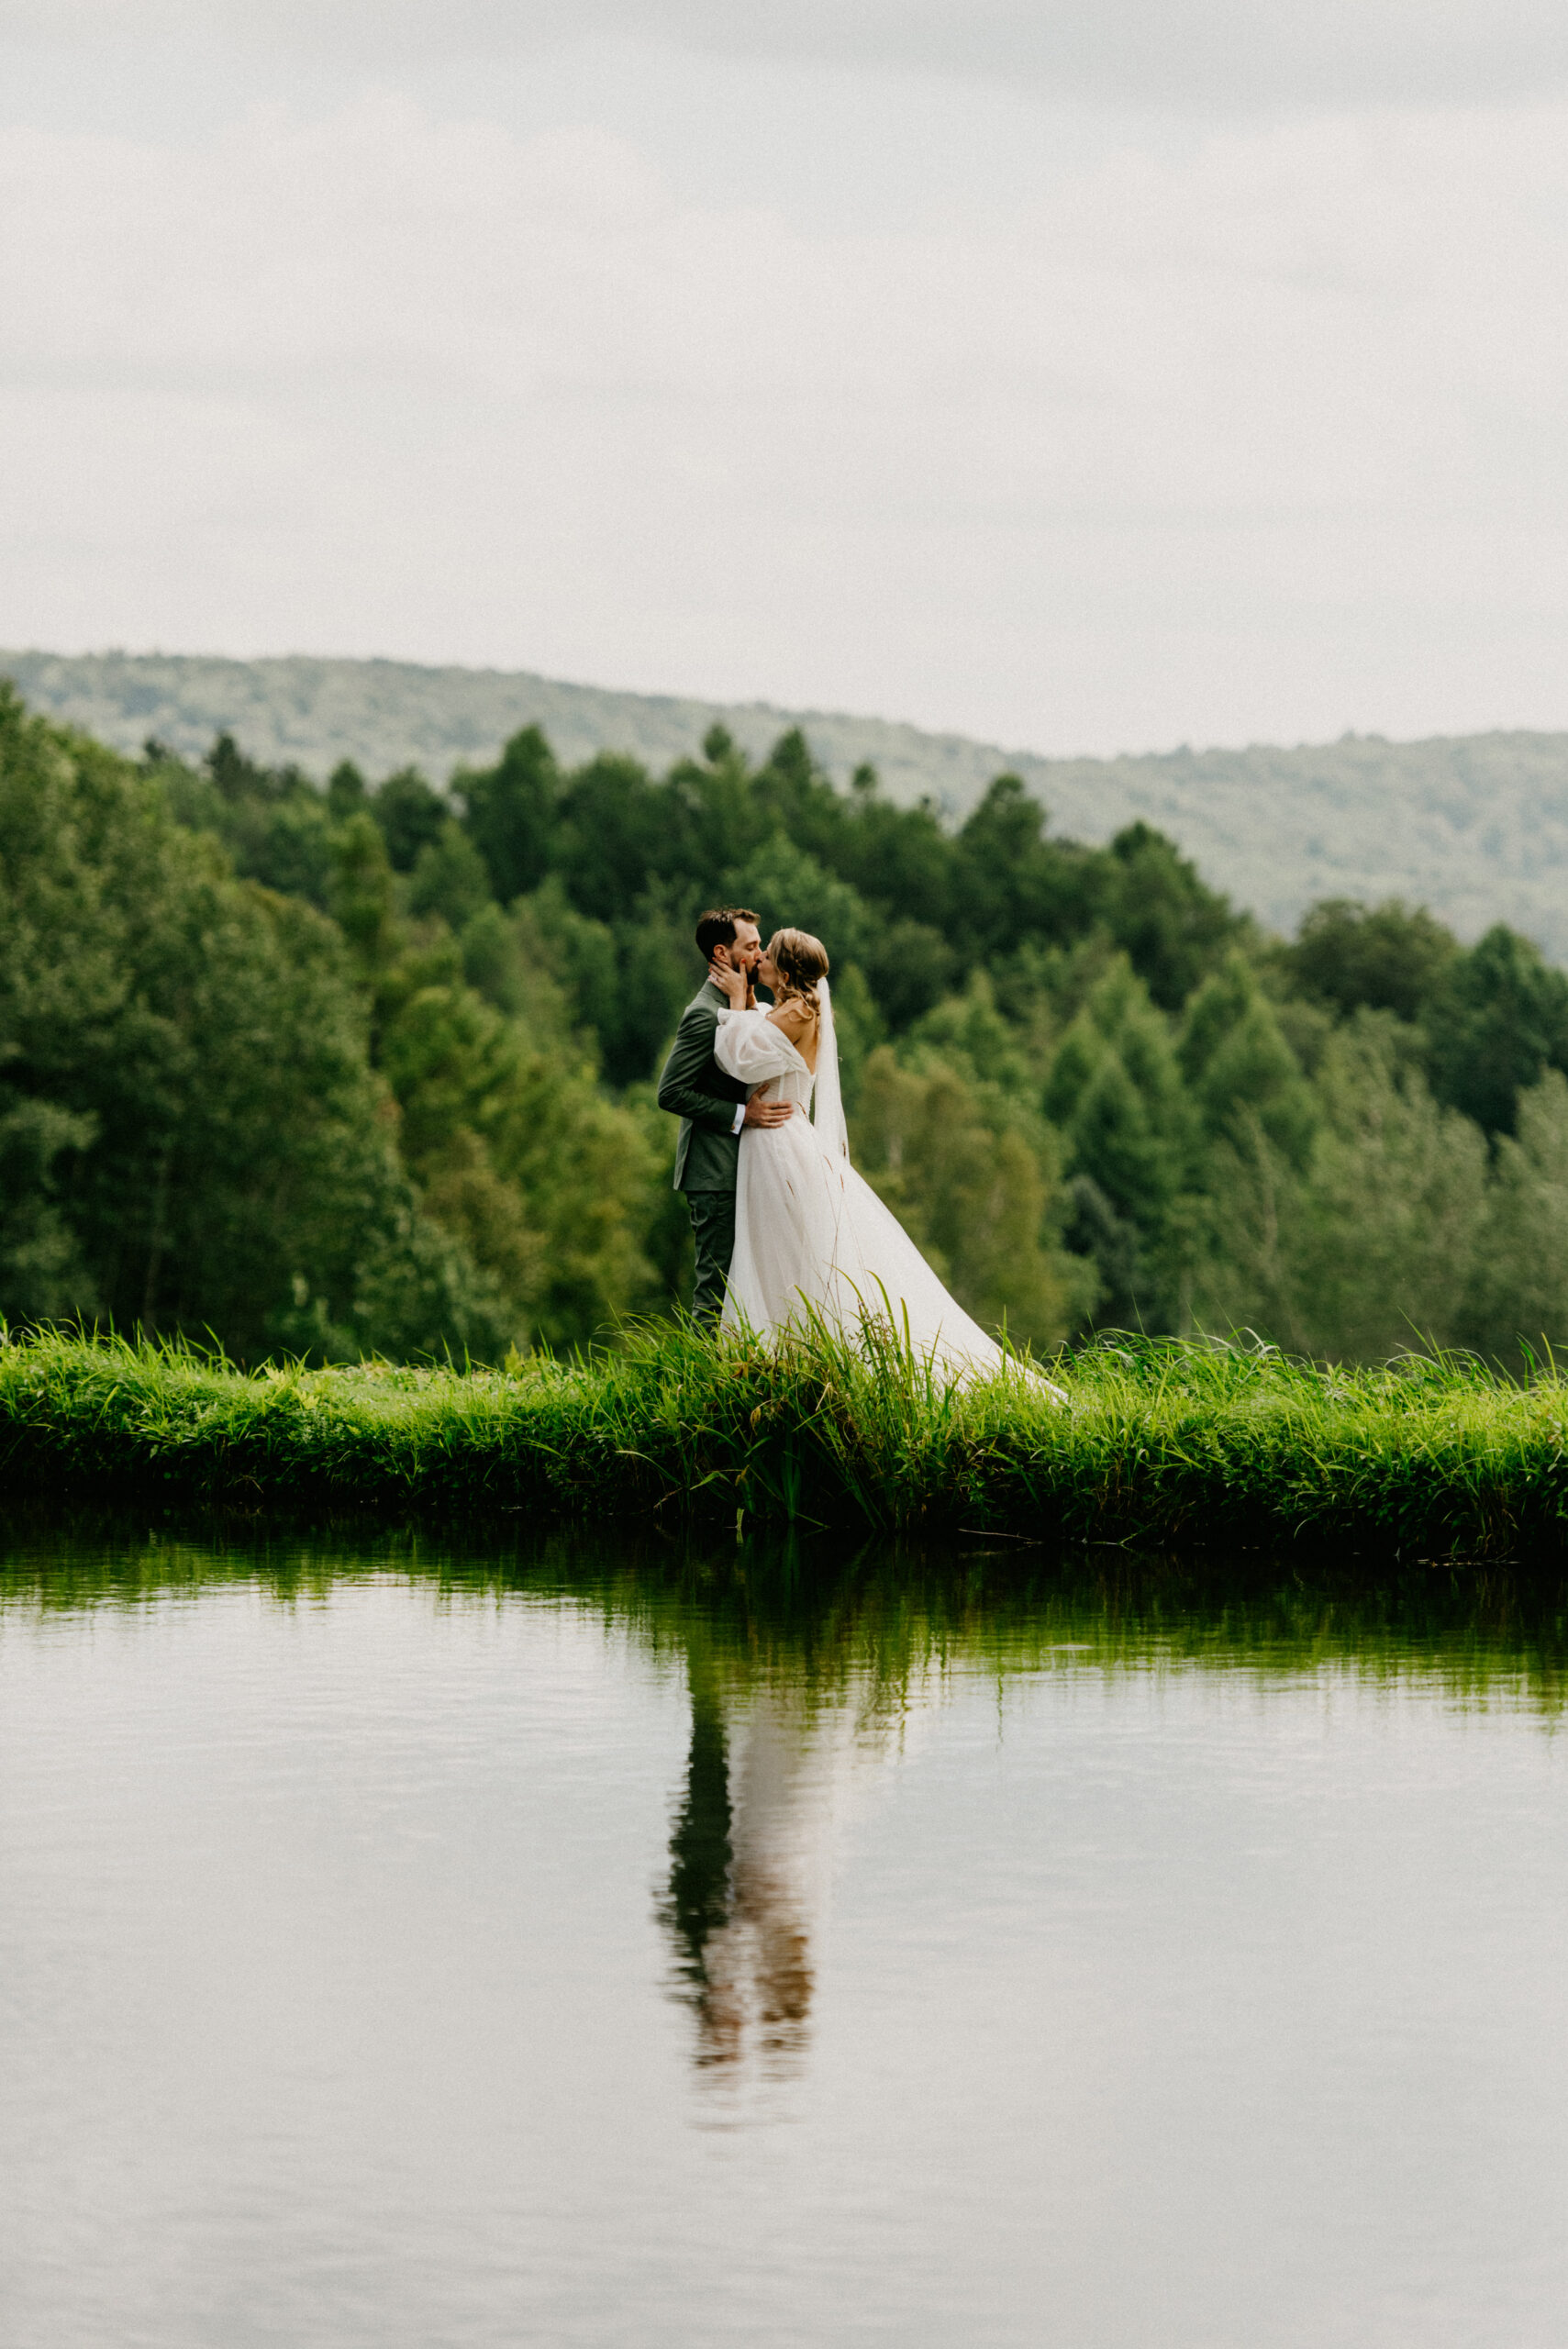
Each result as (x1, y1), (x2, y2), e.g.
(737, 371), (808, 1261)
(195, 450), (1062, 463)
(713, 1008), (806, 1085)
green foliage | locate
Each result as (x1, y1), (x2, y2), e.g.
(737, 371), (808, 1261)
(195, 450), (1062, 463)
(905, 970), (1038, 1099)
(1179, 954), (1318, 1169)
(829, 796), (951, 940)
(821, 963), (885, 1103)
(0, 1097), (96, 1317)
(1104, 821), (1249, 1012)
(550, 750), (678, 913)
(30, 653), (1568, 970)
(728, 831), (873, 966)
(372, 936), (663, 1349)
(150, 732), (339, 906)
(407, 818), (492, 931)
(327, 759), (369, 822)
(441, 722), (1241, 1057)
(851, 972), (1089, 1344)
(0, 689), (663, 1360)
(371, 766), (447, 873)
(0, 686), (488, 1362)
(1470, 1072), (1568, 1362)
(855, 1042), (1084, 1351)
(501, 876), (692, 1089)
(1426, 924), (1568, 1136)
(599, 890), (695, 1092)
(1287, 896), (1460, 1024)
(509, 879), (617, 1041)
(1194, 1018), (1490, 1361)
(459, 900), (566, 1035)
(1285, 900), (1568, 1139)
(1044, 959), (1197, 1321)
(860, 918), (956, 1030)
(951, 775), (1084, 962)
(452, 725), (558, 904)
(328, 811), (399, 975)
(17, 677), (1568, 1370)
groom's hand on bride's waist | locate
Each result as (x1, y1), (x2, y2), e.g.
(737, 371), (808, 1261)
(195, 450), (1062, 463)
(743, 1097), (794, 1129)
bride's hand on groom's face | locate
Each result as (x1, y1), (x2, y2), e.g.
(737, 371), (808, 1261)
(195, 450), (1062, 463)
(708, 955), (749, 1007)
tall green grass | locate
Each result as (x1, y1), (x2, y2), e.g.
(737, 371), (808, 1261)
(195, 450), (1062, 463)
(6, 1322), (1568, 1561)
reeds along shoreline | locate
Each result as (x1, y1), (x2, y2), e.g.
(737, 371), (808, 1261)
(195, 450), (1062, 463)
(5, 1324), (1568, 1564)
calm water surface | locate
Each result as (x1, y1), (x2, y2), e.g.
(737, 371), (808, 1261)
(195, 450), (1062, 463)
(2, 1525), (1566, 2347)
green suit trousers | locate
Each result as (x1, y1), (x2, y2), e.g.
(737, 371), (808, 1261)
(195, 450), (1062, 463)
(686, 1190), (737, 1330)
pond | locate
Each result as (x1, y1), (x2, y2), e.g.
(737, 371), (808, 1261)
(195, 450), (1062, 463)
(3, 1520), (1566, 2347)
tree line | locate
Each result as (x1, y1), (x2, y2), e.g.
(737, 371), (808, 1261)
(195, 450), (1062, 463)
(6, 679), (1568, 1366)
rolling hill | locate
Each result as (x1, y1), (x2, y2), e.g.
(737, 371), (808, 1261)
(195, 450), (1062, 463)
(6, 648), (1567, 957)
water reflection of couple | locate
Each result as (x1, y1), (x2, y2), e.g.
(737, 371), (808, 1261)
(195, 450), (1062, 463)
(658, 907), (1053, 1386)
(660, 1659), (838, 2076)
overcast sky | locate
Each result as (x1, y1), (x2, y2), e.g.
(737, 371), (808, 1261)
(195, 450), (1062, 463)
(4, 3), (1567, 755)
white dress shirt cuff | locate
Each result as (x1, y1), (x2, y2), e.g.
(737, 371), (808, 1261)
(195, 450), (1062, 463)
(731, 1103), (747, 1137)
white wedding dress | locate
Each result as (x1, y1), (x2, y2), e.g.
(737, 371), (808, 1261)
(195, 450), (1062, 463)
(713, 983), (1057, 1389)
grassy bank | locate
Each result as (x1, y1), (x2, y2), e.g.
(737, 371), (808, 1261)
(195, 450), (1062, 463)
(6, 1325), (1568, 1563)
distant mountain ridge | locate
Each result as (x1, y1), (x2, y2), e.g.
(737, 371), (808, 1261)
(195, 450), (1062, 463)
(7, 648), (1568, 959)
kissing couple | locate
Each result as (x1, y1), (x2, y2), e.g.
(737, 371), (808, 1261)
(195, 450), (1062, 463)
(657, 906), (1053, 1386)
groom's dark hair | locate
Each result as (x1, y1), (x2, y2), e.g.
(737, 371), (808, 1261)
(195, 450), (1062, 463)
(695, 906), (758, 958)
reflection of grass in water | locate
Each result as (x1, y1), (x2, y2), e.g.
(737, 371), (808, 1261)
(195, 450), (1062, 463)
(21, 1508), (1556, 2098)
(11, 1323), (1568, 1564)
(4, 1506), (1565, 1714)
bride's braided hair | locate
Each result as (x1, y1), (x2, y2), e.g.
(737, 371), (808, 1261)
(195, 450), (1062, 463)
(767, 928), (829, 1012)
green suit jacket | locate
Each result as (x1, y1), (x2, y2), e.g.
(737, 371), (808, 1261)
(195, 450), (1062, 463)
(658, 980), (750, 1192)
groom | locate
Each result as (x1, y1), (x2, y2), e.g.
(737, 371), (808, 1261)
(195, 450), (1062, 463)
(657, 907), (794, 1328)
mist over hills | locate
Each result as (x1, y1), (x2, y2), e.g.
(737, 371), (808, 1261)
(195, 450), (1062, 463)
(7, 648), (1567, 959)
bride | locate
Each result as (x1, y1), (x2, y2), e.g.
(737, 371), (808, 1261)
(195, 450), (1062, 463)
(707, 927), (1060, 1389)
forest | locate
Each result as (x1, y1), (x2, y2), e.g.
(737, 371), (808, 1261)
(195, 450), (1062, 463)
(6, 675), (1568, 1369)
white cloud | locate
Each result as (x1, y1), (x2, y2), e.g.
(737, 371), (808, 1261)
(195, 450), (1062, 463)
(3, 86), (1567, 752)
